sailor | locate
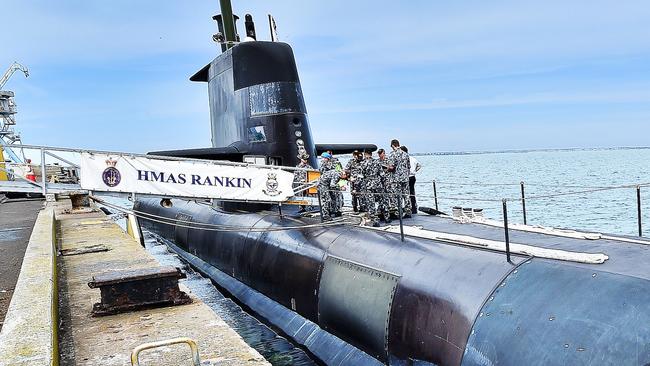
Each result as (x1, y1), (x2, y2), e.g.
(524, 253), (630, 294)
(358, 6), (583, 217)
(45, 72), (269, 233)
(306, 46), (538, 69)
(376, 149), (392, 223)
(326, 150), (344, 211)
(345, 151), (364, 212)
(318, 169), (348, 220)
(327, 150), (343, 171)
(400, 146), (421, 214)
(388, 139), (412, 218)
(24, 158), (36, 182)
(360, 150), (385, 226)
(294, 153), (312, 213)
(319, 152), (333, 173)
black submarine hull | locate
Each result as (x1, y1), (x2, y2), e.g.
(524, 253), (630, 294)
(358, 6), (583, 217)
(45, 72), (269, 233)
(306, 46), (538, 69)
(135, 197), (650, 365)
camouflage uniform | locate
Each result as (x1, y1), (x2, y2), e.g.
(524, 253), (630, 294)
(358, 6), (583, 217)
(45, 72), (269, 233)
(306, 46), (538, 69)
(294, 160), (312, 211)
(293, 161), (310, 187)
(319, 159), (333, 173)
(388, 147), (412, 216)
(361, 156), (388, 225)
(379, 155), (396, 214)
(345, 157), (364, 212)
(318, 169), (343, 219)
(329, 157), (344, 211)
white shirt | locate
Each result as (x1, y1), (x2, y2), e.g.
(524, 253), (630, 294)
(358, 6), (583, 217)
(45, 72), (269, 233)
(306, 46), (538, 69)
(408, 156), (421, 177)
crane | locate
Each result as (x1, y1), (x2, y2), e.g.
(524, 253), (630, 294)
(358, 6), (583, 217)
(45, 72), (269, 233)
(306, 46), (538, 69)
(0, 61), (29, 90)
(0, 61), (30, 172)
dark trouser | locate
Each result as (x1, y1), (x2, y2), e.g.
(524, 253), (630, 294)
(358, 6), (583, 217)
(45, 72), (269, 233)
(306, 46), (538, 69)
(409, 175), (417, 214)
(351, 182), (361, 212)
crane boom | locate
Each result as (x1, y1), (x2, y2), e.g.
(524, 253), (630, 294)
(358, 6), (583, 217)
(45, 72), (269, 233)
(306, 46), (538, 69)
(0, 62), (29, 90)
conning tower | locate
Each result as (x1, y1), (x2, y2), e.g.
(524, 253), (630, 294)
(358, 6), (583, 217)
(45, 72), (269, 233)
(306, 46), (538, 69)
(188, 7), (317, 169)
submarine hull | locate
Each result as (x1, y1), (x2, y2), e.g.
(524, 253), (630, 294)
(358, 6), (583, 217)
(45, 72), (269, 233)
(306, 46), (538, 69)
(135, 197), (650, 365)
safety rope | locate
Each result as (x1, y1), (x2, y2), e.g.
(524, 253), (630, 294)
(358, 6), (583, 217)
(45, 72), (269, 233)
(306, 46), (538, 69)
(91, 196), (361, 232)
(321, 181), (650, 203)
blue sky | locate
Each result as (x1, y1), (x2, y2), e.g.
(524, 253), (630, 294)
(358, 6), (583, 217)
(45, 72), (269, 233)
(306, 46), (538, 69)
(2, 0), (650, 153)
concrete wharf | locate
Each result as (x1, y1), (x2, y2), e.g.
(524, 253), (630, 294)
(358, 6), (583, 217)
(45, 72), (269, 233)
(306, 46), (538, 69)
(0, 197), (43, 331)
(0, 196), (270, 366)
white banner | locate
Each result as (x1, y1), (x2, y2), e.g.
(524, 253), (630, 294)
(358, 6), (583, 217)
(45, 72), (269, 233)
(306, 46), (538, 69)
(80, 153), (296, 202)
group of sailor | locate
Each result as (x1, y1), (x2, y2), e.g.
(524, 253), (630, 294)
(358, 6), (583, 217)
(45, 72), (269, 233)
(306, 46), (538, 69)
(298, 139), (419, 226)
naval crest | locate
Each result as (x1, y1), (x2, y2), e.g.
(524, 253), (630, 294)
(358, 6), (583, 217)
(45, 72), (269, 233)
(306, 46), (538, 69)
(262, 172), (281, 196)
(102, 158), (121, 187)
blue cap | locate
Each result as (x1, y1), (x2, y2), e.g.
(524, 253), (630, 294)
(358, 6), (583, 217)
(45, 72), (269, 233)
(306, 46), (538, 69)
(321, 152), (332, 159)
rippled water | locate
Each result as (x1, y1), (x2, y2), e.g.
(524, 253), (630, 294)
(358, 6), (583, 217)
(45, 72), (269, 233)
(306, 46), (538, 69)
(144, 232), (317, 366)
(410, 148), (650, 236)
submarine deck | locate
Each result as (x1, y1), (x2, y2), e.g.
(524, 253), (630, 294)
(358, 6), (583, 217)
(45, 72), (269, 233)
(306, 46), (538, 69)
(374, 213), (650, 279)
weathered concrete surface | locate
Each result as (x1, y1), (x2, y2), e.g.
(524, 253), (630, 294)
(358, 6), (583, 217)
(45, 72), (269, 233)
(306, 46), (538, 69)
(0, 205), (57, 366)
(0, 198), (43, 330)
(56, 203), (269, 366)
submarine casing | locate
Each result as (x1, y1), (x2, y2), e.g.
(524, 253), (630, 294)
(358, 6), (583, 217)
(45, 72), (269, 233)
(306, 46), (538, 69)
(136, 38), (650, 364)
(136, 198), (650, 365)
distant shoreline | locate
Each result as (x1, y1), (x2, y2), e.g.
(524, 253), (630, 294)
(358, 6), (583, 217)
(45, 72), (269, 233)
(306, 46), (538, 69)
(411, 146), (650, 156)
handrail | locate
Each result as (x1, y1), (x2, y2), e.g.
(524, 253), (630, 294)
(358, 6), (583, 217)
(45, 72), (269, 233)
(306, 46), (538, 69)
(14, 143), (317, 173)
(130, 337), (200, 366)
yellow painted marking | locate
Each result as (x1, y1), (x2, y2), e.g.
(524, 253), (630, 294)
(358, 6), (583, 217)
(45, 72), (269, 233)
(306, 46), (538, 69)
(0, 146), (8, 181)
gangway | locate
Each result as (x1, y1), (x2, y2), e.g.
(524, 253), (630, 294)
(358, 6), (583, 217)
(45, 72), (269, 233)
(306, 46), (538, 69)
(0, 144), (320, 206)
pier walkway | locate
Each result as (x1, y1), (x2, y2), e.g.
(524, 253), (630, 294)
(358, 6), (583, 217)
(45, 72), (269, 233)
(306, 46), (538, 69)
(0, 196), (43, 331)
(0, 197), (270, 366)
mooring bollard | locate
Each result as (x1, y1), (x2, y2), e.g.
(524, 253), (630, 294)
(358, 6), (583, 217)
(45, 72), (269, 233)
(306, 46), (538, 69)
(397, 195), (405, 242)
(432, 180), (439, 211)
(520, 181), (527, 225)
(502, 199), (511, 263)
(637, 185), (642, 237)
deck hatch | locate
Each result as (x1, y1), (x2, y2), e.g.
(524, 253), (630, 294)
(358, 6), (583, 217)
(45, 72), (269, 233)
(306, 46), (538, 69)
(318, 255), (400, 361)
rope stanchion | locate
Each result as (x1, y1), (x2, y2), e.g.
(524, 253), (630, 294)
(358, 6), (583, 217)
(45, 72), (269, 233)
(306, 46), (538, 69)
(637, 186), (642, 237)
(397, 195), (404, 242)
(520, 181), (527, 225)
(317, 191), (324, 223)
(432, 180), (439, 211)
(502, 199), (511, 263)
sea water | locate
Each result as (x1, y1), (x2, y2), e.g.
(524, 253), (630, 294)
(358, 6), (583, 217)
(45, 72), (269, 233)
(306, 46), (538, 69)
(411, 148), (650, 236)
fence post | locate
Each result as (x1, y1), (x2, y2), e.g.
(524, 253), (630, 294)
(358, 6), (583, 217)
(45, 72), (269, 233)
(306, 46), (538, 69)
(520, 181), (527, 225)
(637, 185), (642, 237)
(432, 180), (439, 211)
(40, 148), (47, 195)
(397, 194), (405, 242)
(502, 199), (511, 263)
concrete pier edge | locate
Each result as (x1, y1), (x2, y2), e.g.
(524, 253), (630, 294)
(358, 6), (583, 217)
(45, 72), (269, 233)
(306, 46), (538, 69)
(0, 206), (58, 366)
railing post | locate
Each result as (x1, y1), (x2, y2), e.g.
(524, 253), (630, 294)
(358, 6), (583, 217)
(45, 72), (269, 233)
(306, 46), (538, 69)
(40, 148), (47, 195)
(432, 180), (439, 211)
(637, 185), (642, 237)
(278, 203), (283, 219)
(520, 181), (527, 225)
(502, 199), (511, 263)
(397, 194), (405, 242)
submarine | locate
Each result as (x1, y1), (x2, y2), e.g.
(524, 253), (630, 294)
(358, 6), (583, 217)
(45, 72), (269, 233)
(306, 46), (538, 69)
(135, 2), (650, 365)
